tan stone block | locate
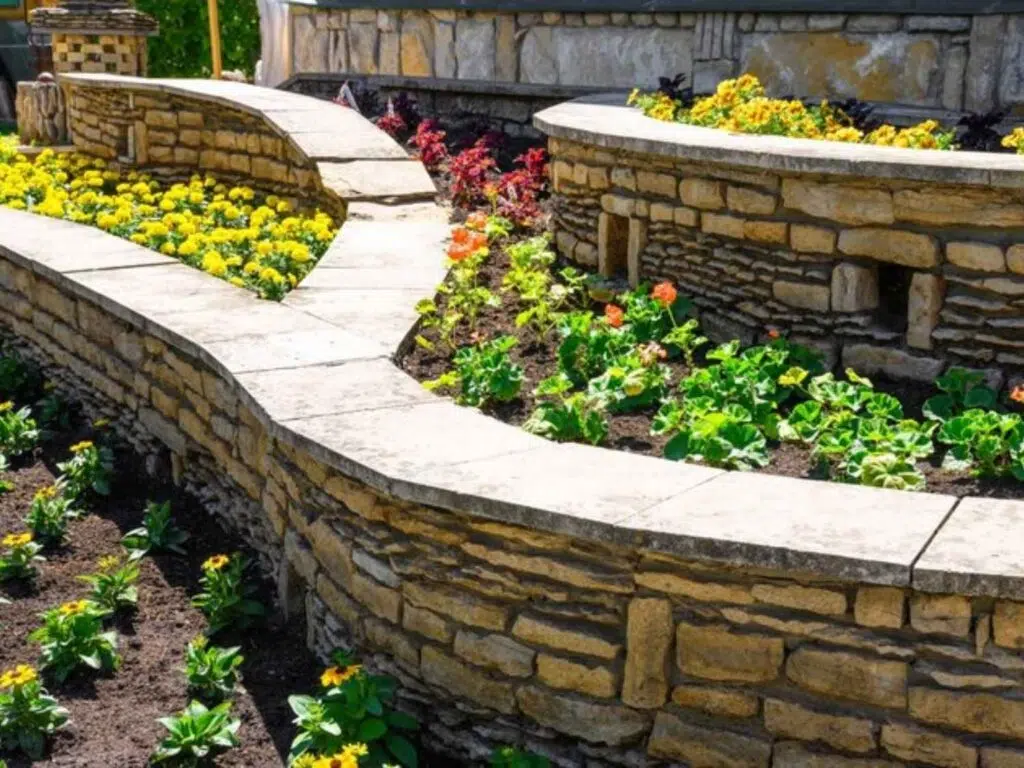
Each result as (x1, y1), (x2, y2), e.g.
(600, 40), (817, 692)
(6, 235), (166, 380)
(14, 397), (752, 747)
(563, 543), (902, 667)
(983, 746), (1024, 767)
(880, 723), (975, 768)
(588, 166), (610, 190)
(512, 614), (621, 660)
(364, 617), (419, 672)
(648, 711), (771, 767)
(461, 542), (632, 593)
(1007, 245), (1024, 275)
(787, 648), (907, 709)
(150, 386), (179, 420)
(403, 604), (452, 643)
(400, 15), (433, 76)
(389, 506), (464, 543)
(174, 147), (199, 165)
(674, 206), (699, 227)
(728, 186), (777, 215)
(537, 653), (617, 698)
(649, 202), (674, 222)
(764, 698), (875, 753)
(637, 571), (754, 604)
(910, 593), (971, 637)
(947, 242), (1006, 272)
(854, 587), (905, 629)
(179, 111), (204, 128)
(702, 212), (746, 239)
(782, 179), (894, 226)
(671, 684), (759, 718)
(680, 178), (725, 209)
(911, 687), (1024, 739)
(403, 582), (507, 631)
(838, 228), (939, 268)
(317, 573), (361, 626)
(610, 166), (636, 191)
(744, 220), (788, 244)
(751, 584), (847, 616)
(421, 646), (516, 714)
(601, 194), (635, 217)
(831, 263), (879, 313)
(307, 518), (353, 588)
(622, 598), (671, 708)
(324, 474), (390, 522)
(773, 741), (899, 767)
(517, 685), (649, 745)
(895, 188), (1024, 227)
(773, 281), (831, 312)
(637, 170), (678, 198)
(791, 224), (837, 254)
(145, 109), (177, 130)
(572, 163), (590, 186)
(350, 571), (400, 623)
(453, 630), (534, 678)
(907, 273), (946, 350)
(676, 622), (783, 683)
(990, 601), (1024, 652)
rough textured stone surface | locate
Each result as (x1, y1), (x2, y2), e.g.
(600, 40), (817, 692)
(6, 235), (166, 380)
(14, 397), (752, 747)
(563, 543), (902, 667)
(621, 598), (672, 708)
(782, 180), (893, 226)
(420, 646), (516, 714)
(838, 228), (938, 269)
(764, 699), (876, 753)
(855, 587), (905, 629)
(786, 648), (907, 709)
(910, 593), (972, 637)
(880, 723), (976, 768)
(648, 711), (771, 767)
(671, 684), (759, 718)
(831, 263), (879, 313)
(676, 622), (784, 683)
(516, 686), (649, 746)
(751, 584), (847, 616)
(907, 273), (946, 350)
(909, 687), (1024, 739)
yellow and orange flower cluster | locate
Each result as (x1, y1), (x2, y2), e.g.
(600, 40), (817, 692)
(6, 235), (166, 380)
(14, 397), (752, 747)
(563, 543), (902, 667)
(0, 148), (338, 299)
(320, 664), (363, 688)
(292, 743), (369, 768)
(629, 74), (956, 150)
(0, 663), (38, 689)
(447, 225), (488, 263)
(202, 554), (231, 572)
(2, 531), (33, 548)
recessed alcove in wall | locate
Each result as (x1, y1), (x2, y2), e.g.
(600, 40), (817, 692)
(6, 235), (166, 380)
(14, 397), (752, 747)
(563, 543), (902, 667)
(598, 211), (629, 280)
(876, 264), (913, 335)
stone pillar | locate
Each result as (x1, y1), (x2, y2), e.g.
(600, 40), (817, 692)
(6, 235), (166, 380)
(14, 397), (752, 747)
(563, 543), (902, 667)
(29, 0), (159, 77)
(15, 74), (68, 146)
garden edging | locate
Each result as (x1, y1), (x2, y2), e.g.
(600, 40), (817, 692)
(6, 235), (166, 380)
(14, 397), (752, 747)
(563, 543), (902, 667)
(5, 76), (1024, 766)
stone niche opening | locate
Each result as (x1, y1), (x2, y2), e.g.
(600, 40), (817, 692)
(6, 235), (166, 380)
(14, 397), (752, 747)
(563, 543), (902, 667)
(876, 264), (913, 335)
(598, 211), (630, 280)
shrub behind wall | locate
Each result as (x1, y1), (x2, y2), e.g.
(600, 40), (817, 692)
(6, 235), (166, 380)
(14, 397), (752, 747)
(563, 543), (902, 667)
(138, 0), (261, 78)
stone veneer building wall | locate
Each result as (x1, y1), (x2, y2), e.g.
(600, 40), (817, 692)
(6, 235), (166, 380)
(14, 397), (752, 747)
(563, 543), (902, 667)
(8, 75), (1024, 767)
(537, 96), (1024, 381)
(278, 0), (1024, 116)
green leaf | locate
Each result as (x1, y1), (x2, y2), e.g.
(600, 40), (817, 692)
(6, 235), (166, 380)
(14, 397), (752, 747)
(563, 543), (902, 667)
(386, 732), (420, 768)
(358, 717), (389, 742)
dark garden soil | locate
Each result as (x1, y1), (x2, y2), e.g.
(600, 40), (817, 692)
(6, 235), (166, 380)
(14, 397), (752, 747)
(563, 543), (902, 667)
(0, 429), (320, 768)
(399, 217), (1024, 501)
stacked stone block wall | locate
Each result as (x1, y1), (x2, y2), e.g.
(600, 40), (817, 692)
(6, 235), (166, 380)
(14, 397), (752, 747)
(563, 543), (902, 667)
(51, 32), (148, 77)
(62, 80), (342, 217)
(549, 136), (1024, 381)
(3, 248), (1024, 766)
(288, 7), (1024, 115)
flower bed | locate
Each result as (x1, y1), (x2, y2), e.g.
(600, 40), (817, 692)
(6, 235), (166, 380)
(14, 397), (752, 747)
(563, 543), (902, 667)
(401, 152), (1024, 497)
(629, 74), (1023, 152)
(0, 144), (337, 300)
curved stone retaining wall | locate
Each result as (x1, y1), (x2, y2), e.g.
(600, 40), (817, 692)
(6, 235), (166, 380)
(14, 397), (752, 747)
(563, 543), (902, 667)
(537, 96), (1024, 382)
(6, 78), (1024, 767)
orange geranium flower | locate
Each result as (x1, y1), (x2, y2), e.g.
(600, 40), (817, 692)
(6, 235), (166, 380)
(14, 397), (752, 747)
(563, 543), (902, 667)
(651, 281), (678, 308)
(448, 227), (488, 262)
(1011, 385), (1024, 404)
(604, 304), (625, 328)
(465, 211), (488, 231)
(767, 328), (781, 340)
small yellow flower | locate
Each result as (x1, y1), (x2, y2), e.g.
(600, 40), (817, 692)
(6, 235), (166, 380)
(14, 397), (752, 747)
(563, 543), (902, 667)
(2, 532), (33, 547)
(98, 554), (121, 572)
(320, 664), (362, 688)
(59, 599), (91, 616)
(0, 664), (37, 689)
(70, 440), (94, 454)
(35, 485), (59, 501)
(203, 554), (231, 572)
(0, 401), (13, 413)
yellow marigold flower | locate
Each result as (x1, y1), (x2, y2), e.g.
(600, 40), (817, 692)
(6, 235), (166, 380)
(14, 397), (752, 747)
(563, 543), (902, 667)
(243, 261), (261, 276)
(35, 485), (59, 501)
(0, 664), (37, 689)
(229, 277), (246, 288)
(2, 532), (33, 547)
(59, 599), (91, 616)
(0, 401), (12, 413)
(256, 241), (274, 257)
(70, 440), (94, 454)
(160, 241), (177, 256)
(311, 743), (369, 768)
(259, 267), (285, 285)
(320, 664), (362, 688)
(203, 554), (231, 572)
(98, 554), (121, 572)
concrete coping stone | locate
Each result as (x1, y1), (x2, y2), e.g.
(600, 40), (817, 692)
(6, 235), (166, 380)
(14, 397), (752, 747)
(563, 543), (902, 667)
(5, 80), (1024, 597)
(533, 94), (1024, 189)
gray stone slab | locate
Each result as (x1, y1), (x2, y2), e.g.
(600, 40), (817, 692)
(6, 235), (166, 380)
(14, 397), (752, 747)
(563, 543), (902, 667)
(406, 441), (722, 544)
(280, 400), (543, 494)
(298, 265), (446, 290)
(346, 201), (449, 224)
(283, 287), (423, 351)
(316, 216), (450, 272)
(286, 130), (409, 162)
(318, 160), (437, 202)
(914, 497), (1024, 599)
(533, 95), (1024, 189)
(204, 327), (387, 374)
(551, 26), (694, 89)
(236, 359), (432, 422)
(154, 302), (335, 346)
(622, 473), (957, 585)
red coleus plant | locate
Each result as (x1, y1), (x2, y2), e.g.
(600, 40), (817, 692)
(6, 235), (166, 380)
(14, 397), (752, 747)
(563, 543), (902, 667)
(375, 111), (407, 139)
(450, 140), (497, 208)
(410, 119), (449, 172)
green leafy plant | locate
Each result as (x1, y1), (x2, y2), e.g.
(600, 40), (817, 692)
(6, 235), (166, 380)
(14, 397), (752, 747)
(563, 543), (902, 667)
(937, 409), (1024, 479)
(151, 699), (241, 766)
(0, 454), (11, 495)
(192, 554), (265, 636)
(661, 318), (708, 366)
(29, 600), (120, 683)
(289, 651), (419, 768)
(425, 336), (523, 408)
(0, 401), (39, 458)
(843, 450), (926, 491)
(924, 367), (998, 422)
(0, 354), (42, 404)
(184, 635), (243, 703)
(556, 311), (634, 388)
(0, 532), (44, 582)
(78, 555), (139, 615)
(122, 501), (190, 559)
(491, 746), (551, 768)
(25, 486), (78, 547)
(0, 664), (69, 759)
(139, 0), (260, 78)
(654, 401), (770, 470)
(57, 440), (113, 499)
(587, 348), (671, 414)
(35, 383), (74, 434)
(525, 376), (608, 445)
